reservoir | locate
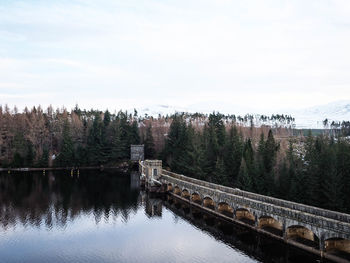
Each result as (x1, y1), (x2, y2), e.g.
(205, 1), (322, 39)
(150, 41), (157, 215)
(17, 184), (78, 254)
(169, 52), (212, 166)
(0, 171), (331, 263)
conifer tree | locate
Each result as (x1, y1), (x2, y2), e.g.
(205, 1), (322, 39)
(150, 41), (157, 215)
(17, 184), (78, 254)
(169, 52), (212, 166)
(336, 139), (350, 212)
(255, 133), (266, 194)
(242, 138), (255, 173)
(37, 147), (49, 167)
(263, 130), (279, 173)
(223, 126), (243, 185)
(56, 120), (74, 167)
(144, 124), (156, 159)
(256, 130), (279, 195)
(190, 129), (206, 180)
(170, 119), (191, 173)
(162, 115), (182, 169)
(237, 159), (253, 191)
(87, 113), (103, 165)
(319, 137), (343, 210)
(100, 110), (112, 163)
(130, 120), (140, 145)
(303, 131), (317, 204)
(25, 142), (35, 167)
(111, 122), (122, 161)
(202, 122), (220, 179)
(103, 110), (111, 127)
(213, 157), (227, 184)
(12, 152), (24, 167)
(277, 161), (290, 199)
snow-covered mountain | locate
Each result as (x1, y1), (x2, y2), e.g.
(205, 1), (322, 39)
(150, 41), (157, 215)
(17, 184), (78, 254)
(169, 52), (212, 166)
(290, 100), (350, 129)
(135, 100), (350, 129)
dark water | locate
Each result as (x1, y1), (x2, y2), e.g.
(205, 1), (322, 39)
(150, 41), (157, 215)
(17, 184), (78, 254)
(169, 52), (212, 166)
(0, 170), (325, 263)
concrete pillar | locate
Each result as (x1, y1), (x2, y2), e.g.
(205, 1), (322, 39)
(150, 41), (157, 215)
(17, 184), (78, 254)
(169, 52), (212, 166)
(319, 235), (325, 258)
(282, 220), (287, 241)
(254, 214), (259, 227)
(213, 199), (218, 212)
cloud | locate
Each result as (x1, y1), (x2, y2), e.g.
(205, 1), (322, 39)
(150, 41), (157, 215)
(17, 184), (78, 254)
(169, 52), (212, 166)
(0, 0), (349, 111)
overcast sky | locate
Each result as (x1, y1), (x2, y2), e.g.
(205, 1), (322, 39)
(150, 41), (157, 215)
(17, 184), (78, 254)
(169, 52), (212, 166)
(1, 0), (350, 112)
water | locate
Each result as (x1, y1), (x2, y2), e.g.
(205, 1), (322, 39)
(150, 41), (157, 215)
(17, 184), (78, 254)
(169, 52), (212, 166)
(0, 170), (325, 263)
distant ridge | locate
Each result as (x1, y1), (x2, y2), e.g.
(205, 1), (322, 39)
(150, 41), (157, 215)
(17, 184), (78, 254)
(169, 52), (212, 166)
(134, 100), (350, 129)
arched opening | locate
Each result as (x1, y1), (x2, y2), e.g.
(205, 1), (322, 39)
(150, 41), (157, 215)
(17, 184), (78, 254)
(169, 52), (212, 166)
(203, 197), (215, 210)
(173, 186), (181, 195)
(286, 225), (319, 249)
(218, 202), (234, 217)
(235, 208), (255, 225)
(191, 193), (202, 205)
(167, 183), (173, 192)
(325, 238), (350, 260)
(181, 189), (190, 200)
(258, 216), (283, 237)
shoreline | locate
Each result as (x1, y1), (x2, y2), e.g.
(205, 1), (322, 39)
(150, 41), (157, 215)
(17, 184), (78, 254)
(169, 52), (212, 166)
(0, 162), (134, 172)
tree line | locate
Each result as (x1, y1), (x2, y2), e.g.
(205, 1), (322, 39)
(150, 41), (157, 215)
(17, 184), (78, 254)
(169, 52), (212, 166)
(0, 105), (140, 167)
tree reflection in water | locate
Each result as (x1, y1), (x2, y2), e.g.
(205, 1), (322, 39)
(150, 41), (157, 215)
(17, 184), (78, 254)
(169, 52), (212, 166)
(0, 170), (140, 229)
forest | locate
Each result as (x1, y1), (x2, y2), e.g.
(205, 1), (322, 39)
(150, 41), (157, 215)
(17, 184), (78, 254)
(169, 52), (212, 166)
(0, 105), (350, 213)
(0, 105), (140, 168)
(161, 113), (350, 214)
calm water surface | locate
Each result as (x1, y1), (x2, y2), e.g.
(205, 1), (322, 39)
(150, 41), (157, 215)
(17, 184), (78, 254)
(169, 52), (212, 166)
(0, 171), (325, 263)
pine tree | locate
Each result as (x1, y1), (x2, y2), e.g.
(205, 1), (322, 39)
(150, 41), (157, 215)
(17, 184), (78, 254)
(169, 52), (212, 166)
(243, 138), (255, 173)
(263, 130), (279, 173)
(110, 122), (123, 161)
(144, 124), (156, 159)
(74, 145), (86, 166)
(237, 159), (253, 191)
(130, 120), (140, 145)
(103, 110), (111, 127)
(255, 133), (266, 194)
(256, 130), (279, 195)
(171, 119), (192, 174)
(303, 130), (319, 205)
(336, 139), (350, 212)
(162, 115), (183, 169)
(282, 141), (295, 199)
(202, 122), (220, 179)
(117, 111), (139, 160)
(100, 110), (112, 163)
(12, 152), (24, 167)
(277, 160), (289, 199)
(56, 120), (74, 167)
(306, 134), (329, 207)
(190, 130), (206, 180)
(320, 138), (343, 210)
(223, 126), (243, 185)
(25, 141), (35, 167)
(37, 147), (49, 167)
(213, 157), (227, 184)
(87, 113), (103, 165)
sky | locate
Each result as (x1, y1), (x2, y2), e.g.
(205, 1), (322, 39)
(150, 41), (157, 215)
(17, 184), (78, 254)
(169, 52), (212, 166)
(1, 0), (350, 113)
